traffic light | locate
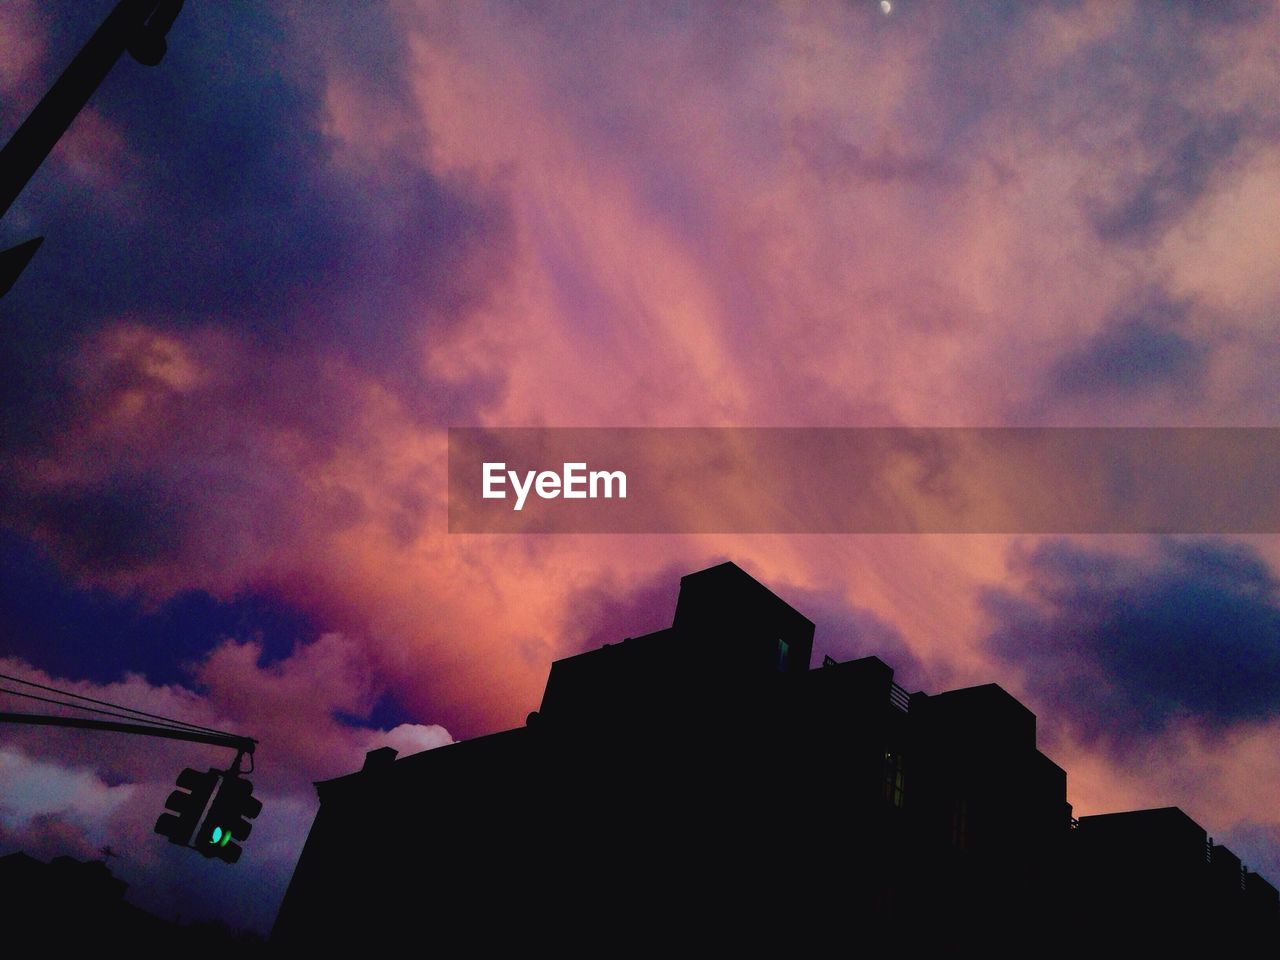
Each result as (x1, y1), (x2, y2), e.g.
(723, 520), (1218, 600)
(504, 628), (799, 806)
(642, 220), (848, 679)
(194, 774), (262, 863)
(154, 767), (219, 846)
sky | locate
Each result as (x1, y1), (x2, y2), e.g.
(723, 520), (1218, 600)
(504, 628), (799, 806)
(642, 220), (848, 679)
(2, 0), (1279, 934)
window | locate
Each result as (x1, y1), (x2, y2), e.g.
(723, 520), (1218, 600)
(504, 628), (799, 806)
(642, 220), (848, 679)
(884, 751), (905, 808)
(775, 637), (790, 672)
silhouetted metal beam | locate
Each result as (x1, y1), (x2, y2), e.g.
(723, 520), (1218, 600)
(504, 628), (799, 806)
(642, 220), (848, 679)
(0, 235), (43, 296)
(1, 1), (154, 218)
(0, 710), (255, 753)
(0, 0), (183, 296)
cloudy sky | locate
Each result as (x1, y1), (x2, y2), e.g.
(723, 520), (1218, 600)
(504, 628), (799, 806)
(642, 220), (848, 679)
(2, 0), (1279, 933)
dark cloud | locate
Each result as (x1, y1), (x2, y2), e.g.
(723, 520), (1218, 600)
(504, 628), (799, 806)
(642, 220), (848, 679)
(920, 3), (1273, 249)
(0, 530), (319, 686)
(1043, 6), (1276, 247)
(0, 1), (513, 578)
(786, 581), (932, 691)
(917, 1), (1039, 142)
(982, 538), (1280, 748)
(1050, 293), (1207, 398)
(24, 477), (186, 573)
(1163, 0), (1270, 27)
(0, 1), (513, 463)
(1088, 115), (1243, 243)
(334, 688), (414, 733)
(5, 4), (338, 314)
(827, 1), (1278, 261)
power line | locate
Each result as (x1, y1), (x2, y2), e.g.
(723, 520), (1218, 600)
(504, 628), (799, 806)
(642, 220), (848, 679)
(0, 670), (230, 736)
(0, 685), (231, 737)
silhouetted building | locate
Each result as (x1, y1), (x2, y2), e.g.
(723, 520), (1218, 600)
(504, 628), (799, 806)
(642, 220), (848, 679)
(1073, 807), (1279, 943)
(273, 561), (1277, 949)
(0, 850), (266, 951)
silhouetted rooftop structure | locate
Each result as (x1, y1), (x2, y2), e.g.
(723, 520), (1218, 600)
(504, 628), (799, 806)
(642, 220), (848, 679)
(273, 561), (1277, 950)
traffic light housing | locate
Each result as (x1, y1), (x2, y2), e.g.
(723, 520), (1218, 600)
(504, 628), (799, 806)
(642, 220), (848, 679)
(194, 774), (262, 863)
(154, 767), (219, 846)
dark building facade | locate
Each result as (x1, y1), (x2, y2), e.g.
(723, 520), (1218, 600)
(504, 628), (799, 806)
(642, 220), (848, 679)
(273, 561), (1277, 949)
(1073, 807), (1279, 944)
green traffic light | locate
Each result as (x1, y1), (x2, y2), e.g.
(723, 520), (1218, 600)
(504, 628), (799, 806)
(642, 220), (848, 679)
(210, 826), (223, 844)
(220, 830), (231, 847)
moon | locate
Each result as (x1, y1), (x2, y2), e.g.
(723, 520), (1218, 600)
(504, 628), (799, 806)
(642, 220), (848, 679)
(880, 0), (892, 13)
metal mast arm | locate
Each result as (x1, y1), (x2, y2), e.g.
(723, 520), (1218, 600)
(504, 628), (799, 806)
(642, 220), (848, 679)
(0, 711), (255, 754)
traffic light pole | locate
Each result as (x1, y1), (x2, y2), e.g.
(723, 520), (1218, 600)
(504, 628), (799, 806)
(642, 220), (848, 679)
(0, 0), (185, 297)
(0, 711), (255, 756)
(0, 0), (185, 218)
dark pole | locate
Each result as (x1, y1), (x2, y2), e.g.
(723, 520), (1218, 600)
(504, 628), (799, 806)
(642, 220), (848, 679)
(0, 711), (256, 755)
(0, 0), (183, 297)
(0, 0), (159, 220)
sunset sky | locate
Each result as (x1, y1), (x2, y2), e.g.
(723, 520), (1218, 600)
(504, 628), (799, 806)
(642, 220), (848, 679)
(2, 0), (1279, 933)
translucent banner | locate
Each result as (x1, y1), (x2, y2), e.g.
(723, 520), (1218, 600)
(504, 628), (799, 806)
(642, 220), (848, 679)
(447, 428), (1280, 533)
